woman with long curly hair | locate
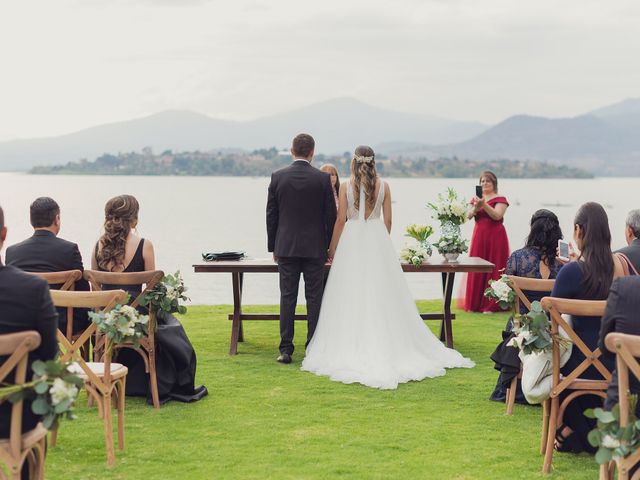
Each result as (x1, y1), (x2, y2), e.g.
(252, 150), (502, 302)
(302, 146), (474, 389)
(92, 194), (207, 404)
(319, 163), (340, 210)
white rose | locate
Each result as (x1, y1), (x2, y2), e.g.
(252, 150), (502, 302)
(491, 280), (512, 301)
(49, 378), (79, 406)
(602, 435), (620, 449)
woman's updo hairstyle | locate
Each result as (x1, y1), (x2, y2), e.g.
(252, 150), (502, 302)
(350, 145), (378, 211)
(97, 194), (140, 271)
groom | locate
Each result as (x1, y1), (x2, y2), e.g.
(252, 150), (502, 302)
(266, 133), (337, 364)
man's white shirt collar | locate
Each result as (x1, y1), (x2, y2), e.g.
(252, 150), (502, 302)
(294, 158), (310, 163)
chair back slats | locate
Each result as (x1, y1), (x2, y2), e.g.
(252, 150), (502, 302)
(27, 270), (83, 340)
(0, 331), (42, 460)
(603, 333), (640, 479)
(50, 290), (127, 386)
(541, 297), (610, 397)
(507, 276), (554, 312)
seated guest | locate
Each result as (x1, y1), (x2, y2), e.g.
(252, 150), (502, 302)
(551, 202), (628, 454)
(599, 276), (640, 412)
(490, 209), (563, 404)
(92, 194), (207, 404)
(615, 209), (640, 273)
(6, 197), (89, 334)
(0, 205), (58, 438)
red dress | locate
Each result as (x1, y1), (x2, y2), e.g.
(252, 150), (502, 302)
(462, 196), (510, 312)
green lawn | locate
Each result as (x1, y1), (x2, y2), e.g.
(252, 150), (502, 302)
(46, 302), (599, 479)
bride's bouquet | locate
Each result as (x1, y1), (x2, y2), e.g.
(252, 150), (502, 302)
(427, 188), (468, 226)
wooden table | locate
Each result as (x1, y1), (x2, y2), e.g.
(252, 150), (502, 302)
(193, 257), (494, 355)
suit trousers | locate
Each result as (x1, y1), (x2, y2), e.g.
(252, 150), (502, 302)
(277, 256), (326, 355)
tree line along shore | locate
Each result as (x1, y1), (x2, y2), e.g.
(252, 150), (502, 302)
(29, 147), (594, 178)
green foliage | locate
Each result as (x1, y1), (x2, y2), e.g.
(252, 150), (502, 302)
(89, 304), (148, 348)
(483, 274), (517, 312)
(586, 395), (640, 465)
(433, 235), (469, 254)
(139, 271), (189, 315)
(28, 150), (593, 178)
(0, 360), (84, 430)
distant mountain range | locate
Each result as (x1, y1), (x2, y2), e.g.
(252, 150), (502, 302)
(1, 97), (640, 175)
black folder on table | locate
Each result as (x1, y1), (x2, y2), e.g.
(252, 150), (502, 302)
(201, 251), (245, 261)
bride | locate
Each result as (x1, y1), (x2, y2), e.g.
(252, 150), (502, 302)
(301, 146), (475, 389)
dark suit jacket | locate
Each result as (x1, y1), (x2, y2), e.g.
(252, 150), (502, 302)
(599, 276), (640, 411)
(6, 230), (89, 332)
(616, 238), (640, 274)
(266, 160), (337, 258)
(0, 262), (58, 437)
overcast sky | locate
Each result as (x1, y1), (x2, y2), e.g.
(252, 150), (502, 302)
(0, 0), (638, 141)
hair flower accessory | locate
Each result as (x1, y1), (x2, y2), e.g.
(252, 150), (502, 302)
(354, 155), (374, 164)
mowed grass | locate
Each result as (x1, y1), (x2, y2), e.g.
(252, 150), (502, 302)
(46, 301), (599, 479)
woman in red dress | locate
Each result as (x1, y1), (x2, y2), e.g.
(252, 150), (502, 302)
(462, 171), (510, 312)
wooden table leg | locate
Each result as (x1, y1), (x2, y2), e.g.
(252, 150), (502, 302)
(439, 272), (455, 348)
(229, 272), (243, 355)
(238, 272), (244, 343)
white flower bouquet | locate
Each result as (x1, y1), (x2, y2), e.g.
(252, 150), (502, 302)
(400, 244), (431, 266)
(0, 360), (84, 430)
(433, 235), (469, 255)
(89, 304), (149, 348)
(139, 271), (190, 315)
(483, 274), (516, 311)
(427, 188), (468, 226)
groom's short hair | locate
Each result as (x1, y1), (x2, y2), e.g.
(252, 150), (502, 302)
(292, 134), (315, 158)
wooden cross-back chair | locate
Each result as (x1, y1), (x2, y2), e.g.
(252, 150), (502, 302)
(541, 297), (610, 474)
(600, 333), (640, 480)
(0, 331), (46, 480)
(26, 270), (83, 342)
(50, 290), (128, 466)
(83, 270), (164, 409)
(504, 276), (555, 416)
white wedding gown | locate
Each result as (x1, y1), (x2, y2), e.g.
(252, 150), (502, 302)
(301, 179), (475, 389)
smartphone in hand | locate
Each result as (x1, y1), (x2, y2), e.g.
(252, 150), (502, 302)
(475, 185), (483, 198)
(558, 239), (570, 261)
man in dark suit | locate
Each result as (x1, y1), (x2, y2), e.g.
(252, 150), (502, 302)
(616, 209), (640, 273)
(6, 197), (89, 333)
(0, 204), (59, 439)
(266, 134), (337, 363)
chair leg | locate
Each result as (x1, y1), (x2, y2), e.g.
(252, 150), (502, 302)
(50, 425), (58, 447)
(543, 397), (559, 474)
(35, 437), (46, 480)
(599, 462), (613, 480)
(506, 376), (517, 415)
(102, 392), (116, 466)
(149, 350), (160, 409)
(117, 378), (126, 451)
(540, 399), (550, 455)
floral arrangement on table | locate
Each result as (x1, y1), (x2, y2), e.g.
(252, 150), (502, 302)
(400, 224), (434, 266)
(427, 188), (468, 227)
(89, 304), (149, 352)
(586, 395), (640, 465)
(400, 244), (432, 266)
(139, 271), (190, 315)
(427, 188), (469, 261)
(0, 360), (84, 430)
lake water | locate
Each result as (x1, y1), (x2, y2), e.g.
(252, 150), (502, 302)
(0, 172), (633, 304)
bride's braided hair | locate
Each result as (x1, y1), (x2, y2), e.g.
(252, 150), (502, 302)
(350, 145), (377, 211)
(97, 194), (139, 271)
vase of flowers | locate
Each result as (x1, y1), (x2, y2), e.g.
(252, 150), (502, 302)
(427, 188), (468, 234)
(434, 235), (469, 262)
(400, 244), (431, 266)
(405, 224), (434, 257)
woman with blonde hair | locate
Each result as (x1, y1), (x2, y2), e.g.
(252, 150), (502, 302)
(302, 146), (474, 389)
(93, 194), (207, 404)
(319, 163), (340, 210)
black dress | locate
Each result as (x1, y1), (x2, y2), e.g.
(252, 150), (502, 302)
(98, 240), (206, 404)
